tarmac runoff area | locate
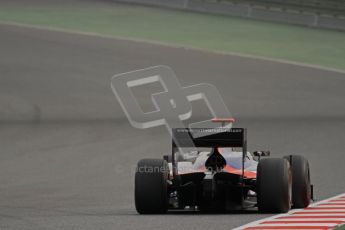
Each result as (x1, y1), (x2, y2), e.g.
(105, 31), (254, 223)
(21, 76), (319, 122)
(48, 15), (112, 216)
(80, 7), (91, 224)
(0, 14), (345, 230)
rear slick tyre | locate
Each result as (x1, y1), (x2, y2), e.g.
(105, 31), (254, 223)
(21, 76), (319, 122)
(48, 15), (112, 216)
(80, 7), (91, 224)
(135, 159), (169, 214)
(284, 155), (311, 208)
(257, 158), (292, 213)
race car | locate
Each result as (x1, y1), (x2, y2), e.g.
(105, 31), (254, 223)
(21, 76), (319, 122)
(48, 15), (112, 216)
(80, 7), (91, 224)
(135, 118), (313, 214)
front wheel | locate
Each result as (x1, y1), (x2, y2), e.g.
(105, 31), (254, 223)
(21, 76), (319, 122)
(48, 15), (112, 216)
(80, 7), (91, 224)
(135, 159), (169, 214)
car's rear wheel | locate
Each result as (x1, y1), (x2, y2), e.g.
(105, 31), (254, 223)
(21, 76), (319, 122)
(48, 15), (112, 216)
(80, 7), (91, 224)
(135, 159), (169, 214)
(257, 158), (292, 213)
(284, 155), (311, 208)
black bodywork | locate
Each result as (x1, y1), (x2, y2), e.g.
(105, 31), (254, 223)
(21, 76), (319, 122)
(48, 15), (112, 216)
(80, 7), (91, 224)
(168, 128), (256, 211)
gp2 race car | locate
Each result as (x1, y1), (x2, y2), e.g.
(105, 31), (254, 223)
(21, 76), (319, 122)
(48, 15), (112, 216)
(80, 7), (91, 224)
(135, 118), (313, 214)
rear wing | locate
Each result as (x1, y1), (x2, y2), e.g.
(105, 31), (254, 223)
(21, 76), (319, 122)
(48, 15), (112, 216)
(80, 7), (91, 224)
(171, 128), (247, 179)
(172, 128), (246, 148)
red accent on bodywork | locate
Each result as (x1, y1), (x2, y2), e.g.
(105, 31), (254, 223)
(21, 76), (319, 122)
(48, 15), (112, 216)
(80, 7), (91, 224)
(218, 147), (256, 179)
(211, 118), (236, 123)
(223, 165), (256, 179)
(177, 164), (256, 179)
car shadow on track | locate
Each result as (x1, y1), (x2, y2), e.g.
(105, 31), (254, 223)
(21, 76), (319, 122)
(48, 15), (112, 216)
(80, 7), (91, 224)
(167, 208), (262, 215)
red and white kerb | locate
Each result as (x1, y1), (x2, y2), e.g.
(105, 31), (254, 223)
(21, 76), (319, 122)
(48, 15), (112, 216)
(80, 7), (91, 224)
(234, 193), (345, 230)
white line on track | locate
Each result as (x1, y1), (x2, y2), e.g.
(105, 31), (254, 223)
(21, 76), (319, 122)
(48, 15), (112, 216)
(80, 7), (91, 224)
(0, 21), (345, 75)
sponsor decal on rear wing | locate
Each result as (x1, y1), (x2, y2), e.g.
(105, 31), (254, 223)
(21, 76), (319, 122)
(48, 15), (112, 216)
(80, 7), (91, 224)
(172, 128), (246, 148)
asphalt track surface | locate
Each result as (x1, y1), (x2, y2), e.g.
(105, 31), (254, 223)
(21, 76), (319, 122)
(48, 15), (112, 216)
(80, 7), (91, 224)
(1, 1), (345, 229)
